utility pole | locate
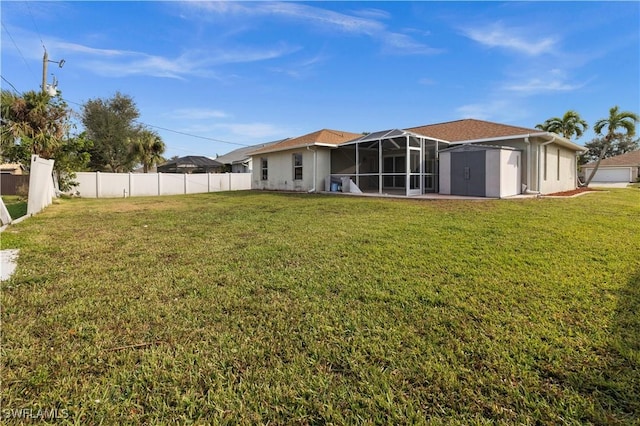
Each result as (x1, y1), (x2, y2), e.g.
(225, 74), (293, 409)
(42, 48), (65, 95)
(42, 49), (48, 94)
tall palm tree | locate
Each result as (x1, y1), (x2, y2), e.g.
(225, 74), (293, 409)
(131, 129), (166, 173)
(583, 106), (639, 186)
(535, 110), (588, 140)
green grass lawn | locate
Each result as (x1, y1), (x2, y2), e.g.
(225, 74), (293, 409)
(1, 195), (27, 221)
(1, 189), (639, 424)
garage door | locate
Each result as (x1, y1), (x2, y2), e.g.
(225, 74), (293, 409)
(589, 167), (631, 182)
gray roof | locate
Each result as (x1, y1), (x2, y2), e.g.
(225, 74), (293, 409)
(216, 140), (286, 165)
(583, 150), (640, 167)
(158, 156), (222, 168)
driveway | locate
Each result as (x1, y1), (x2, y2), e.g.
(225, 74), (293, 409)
(588, 182), (630, 188)
(1, 249), (19, 281)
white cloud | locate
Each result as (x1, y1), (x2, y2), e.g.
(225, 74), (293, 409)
(382, 33), (443, 55)
(49, 40), (298, 80)
(462, 22), (557, 56)
(269, 51), (329, 79)
(182, 122), (291, 141)
(351, 8), (392, 21)
(183, 1), (440, 56)
(222, 123), (289, 139)
(51, 41), (131, 57)
(171, 108), (231, 120)
(504, 78), (585, 94)
(418, 77), (436, 85)
(456, 99), (529, 123)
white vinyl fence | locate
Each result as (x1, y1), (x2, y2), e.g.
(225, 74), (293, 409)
(71, 172), (252, 198)
(27, 155), (56, 215)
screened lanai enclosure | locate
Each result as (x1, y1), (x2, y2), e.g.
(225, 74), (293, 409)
(328, 129), (448, 196)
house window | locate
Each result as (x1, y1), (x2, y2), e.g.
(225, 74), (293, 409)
(544, 145), (548, 181)
(293, 153), (303, 180)
(557, 149), (561, 181)
(261, 158), (268, 181)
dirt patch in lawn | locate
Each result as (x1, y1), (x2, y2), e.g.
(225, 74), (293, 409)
(547, 187), (601, 197)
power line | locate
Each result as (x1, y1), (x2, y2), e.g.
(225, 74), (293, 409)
(25, 1), (45, 50)
(1, 21), (35, 77)
(135, 121), (251, 148)
(0, 87), (250, 151)
(1, 75), (21, 94)
(59, 96), (250, 148)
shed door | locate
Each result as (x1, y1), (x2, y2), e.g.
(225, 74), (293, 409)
(451, 151), (486, 196)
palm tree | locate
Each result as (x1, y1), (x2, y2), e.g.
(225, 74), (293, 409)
(131, 129), (166, 173)
(535, 110), (588, 140)
(1, 89), (68, 161)
(583, 106), (639, 186)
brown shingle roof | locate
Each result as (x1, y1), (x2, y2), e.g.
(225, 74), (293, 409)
(584, 150), (640, 167)
(406, 119), (540, 142)
(250, 129), (362, 155)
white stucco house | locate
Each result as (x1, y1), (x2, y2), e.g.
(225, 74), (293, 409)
(582, 150), (640, 183)
(250, 129), (362, 192)
(250, 119), (587, 197)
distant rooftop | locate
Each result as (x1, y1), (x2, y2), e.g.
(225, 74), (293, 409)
(216, 140), (286, 165)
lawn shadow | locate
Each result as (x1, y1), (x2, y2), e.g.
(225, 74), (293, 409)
(608, 268), (640, 415)
(575, 268), (640, 423)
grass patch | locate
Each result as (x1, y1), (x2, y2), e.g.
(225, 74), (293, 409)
(1, 195), (27, 220)
(1, 190), (639, 424)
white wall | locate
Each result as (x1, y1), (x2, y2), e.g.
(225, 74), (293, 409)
(538, 143), (577, 194)
(485, 150), (501, 198)
(499, 150), (521, 198)
(438, 151), (452, 195)
(71, 172), (251, 198)
(252, 148), (331, 192)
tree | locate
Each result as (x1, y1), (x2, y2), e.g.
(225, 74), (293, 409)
(131, 129), (166, 173)
(1, 89), (92, 190)
(581, 134), (639, 165)
(582, 106), (639, 186)
(81, 92), (140, 172)
(1, 89), (69, 161)
(53, 132), (93, 190)
(535, 110), (588, 140)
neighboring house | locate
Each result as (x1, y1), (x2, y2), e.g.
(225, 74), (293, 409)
(0, 163), (29, 196)
(157, 156), (223, 174)
(581, 150), (640, 183)
(0, 163), (26, 175)
(215, 140), (285, 173)
(250, 119), (586, 197)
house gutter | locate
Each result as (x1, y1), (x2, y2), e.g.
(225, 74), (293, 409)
(306, 145), (317, 193)
(537, 134), (556, 193)
(523, 136), (538, 194)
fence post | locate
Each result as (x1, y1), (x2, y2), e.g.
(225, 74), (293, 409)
(96, 171), (100, 198)
(184, 173), (188, 194)
(129, 172), (133, 197)
(158, 172), (161, 196)
(228, 172), (232, 191)
(208, 173), (211, 193)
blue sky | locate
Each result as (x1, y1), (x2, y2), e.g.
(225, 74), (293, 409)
(2, 1), (639, 158)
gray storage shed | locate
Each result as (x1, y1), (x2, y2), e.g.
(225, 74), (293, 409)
(439, 144), (521, 198)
